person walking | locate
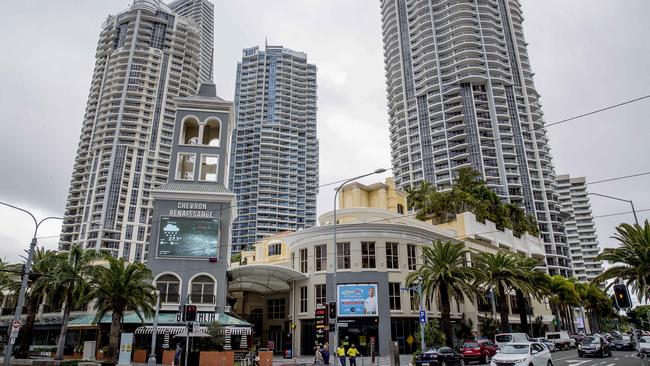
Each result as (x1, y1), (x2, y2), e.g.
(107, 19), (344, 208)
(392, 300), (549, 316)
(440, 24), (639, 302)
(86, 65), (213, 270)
(337, 344), (347, 366)
(346, 344), (361, 366)
(315, 346), (324, 365)
(173, 343), (183, 366)
(322, 344), (331, 365)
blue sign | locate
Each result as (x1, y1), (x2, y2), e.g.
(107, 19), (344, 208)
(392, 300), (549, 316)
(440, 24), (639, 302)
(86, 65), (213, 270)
(419, 310), (427, 324)
(337, 284), (378, 317)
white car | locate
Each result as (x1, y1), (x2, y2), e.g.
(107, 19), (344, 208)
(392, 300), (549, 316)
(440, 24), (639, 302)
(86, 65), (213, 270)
(638, 336), (650, 357)
(495, 333), (530, 349)
(490, 342), (552, 366)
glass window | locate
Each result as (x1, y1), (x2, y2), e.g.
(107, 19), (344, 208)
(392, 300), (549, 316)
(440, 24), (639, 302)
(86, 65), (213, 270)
(386, 242), (399, 269)
(203, 119), (221, 146)
(176, 153), (195, 180)
(300, 286), (307, 313)
(199, 155), (218, 181)
(389, 282), (401, 310)
(407, 244), (417, 270)
(190, 275), (215, 304)
(362, 241), (376, 268)
(299, 249), (308, 273)
(337, 242), (350, 269)
(409, 289), (418, 311)
(156, 274), (180, 303)
(315, 284), (326, 305)
(182, 119), (200, 144)
(315, 244), (327, 272)
(267, 299), (285, 319)
(268, 243), (281, 256)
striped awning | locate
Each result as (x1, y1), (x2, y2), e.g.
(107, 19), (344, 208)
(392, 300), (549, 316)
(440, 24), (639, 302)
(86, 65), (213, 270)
(135, 325), (252, 336)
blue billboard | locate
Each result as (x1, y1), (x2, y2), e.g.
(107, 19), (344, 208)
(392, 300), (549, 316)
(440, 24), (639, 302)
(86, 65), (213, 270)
(337, 284), (378, 317)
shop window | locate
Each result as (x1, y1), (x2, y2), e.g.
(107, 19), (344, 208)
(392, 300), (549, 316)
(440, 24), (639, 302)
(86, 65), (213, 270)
(181, 118), (200, 144)
(386, 242), (399, 269)
(190, 275), (215, 304)
(337, 242), (350, 269)
(156, 274), (180, 303)
(199, 155), (218, 181)
(202, 119), (221, 146)
(362, 241), (376, 269)
(176, 153), (195, 180)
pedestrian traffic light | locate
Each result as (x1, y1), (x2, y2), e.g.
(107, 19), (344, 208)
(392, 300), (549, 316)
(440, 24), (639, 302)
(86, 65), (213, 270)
(184, 304), (197, 322)
(613, 284), (632, 309)
(329, 301), (337, 319)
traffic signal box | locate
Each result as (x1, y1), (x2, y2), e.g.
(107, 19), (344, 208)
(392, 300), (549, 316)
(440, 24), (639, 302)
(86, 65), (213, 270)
(184, 304), (198, 322)
(613, 284), (632, 309)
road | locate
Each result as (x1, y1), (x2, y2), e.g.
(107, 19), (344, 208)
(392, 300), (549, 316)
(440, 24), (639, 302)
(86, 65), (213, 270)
(549, 349), (642, 366)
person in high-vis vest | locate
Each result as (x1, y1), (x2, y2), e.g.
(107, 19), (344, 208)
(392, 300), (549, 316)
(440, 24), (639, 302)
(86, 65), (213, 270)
(337, 345), (346, 366)
(346, 344), (361, 366)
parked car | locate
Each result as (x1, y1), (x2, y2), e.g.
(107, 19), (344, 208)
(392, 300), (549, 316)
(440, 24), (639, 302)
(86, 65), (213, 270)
(569, 333), (585, 344)
(612, 334), (635, 351)
(490, 342), (551, 366)
(494, 333), (530, 349)
(545, 331), (576, 350)
(415, 347), (465, 366)
(578, 335), (612, 358)
(530, 338), (556, 352)
(638, 336), (650, 358)
(460, 339), (498, 364)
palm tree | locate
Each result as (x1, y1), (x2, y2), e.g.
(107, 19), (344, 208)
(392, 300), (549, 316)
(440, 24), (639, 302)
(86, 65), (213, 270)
(453, 166), (484, 192)
(547, 275), (579, 331)
(475, 251), (536, 333)
(91, 256), (156, 362)
(44, 244), (99, 360)
(593, 221), (650, 302)
(406, 241), (481, 346)
(511, 255), (547, 336)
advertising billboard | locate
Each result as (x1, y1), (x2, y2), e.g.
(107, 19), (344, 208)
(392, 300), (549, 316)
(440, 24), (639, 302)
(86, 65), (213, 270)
(157, 216), (220, 258)
(337, 284), (378, 317)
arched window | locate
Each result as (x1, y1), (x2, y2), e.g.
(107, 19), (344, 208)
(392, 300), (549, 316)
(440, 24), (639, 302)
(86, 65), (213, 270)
(202, 119), (221, 146)
(182, 118), (200, 144)
(190, 275), (215, 304)
(156, 274), (181, 304)
(397, 203), (404, 215)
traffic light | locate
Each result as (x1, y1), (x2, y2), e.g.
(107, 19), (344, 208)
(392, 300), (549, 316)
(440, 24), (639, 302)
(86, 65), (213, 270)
(613, 284), (632, 309)
(184, 304), (197, 322)
(329, 301), (337, 319)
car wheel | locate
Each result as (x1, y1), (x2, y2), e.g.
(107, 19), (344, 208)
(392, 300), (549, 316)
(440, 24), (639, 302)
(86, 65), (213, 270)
(608, 349), (612, 357)
(481, 354), (489, 364)
(578, 352), (583, 358)
(547, 361), (553, 366)
(459, 359), (464, 366)
(440, 362), (447, 366)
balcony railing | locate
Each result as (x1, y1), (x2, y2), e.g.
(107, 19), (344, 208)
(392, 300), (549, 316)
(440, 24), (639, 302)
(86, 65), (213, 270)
(189, 294), (216, 304)
(160, 293), (180, 304)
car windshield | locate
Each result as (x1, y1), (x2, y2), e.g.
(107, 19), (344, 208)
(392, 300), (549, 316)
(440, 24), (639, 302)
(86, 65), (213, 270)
(620, 336), (630, 341)
(539, 338), (550, 342)
(547, 334), (560, 339)
(463, 342), (479, 348)
(500, 345), (529, 354)
(582, 337), (599, 344)
(640, 337), (650, 343)
(495, 335), (512, 342)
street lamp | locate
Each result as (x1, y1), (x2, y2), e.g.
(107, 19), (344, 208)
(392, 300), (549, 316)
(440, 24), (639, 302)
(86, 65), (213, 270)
(587, 192), (639, 225)
(328, 168), (386, 351)
(0, 202), (62, 366)
(147, 290), (161, 366)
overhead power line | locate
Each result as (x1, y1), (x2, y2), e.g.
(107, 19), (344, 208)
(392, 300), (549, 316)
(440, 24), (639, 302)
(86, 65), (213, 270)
(586, 171), (650, 186)
(546, 94), (650, 128)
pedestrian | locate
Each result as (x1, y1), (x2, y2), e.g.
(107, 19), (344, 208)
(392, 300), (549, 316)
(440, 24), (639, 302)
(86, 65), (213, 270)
(173, 343), (182, 366)
(315, 346), (324, 365)
(346, 344), (361, 366)
(322, 344), (331, 365)
(337, 344), (346, 366)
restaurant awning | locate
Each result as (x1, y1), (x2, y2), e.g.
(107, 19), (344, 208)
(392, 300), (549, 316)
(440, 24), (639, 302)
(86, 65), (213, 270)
(228, 264), (308, 294)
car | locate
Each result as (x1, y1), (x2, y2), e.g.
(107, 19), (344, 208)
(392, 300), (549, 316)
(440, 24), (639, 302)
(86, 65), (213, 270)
(545, 331), (575, 350)
(489, 342), (551, 366)
(494, 333), (530, 349)
(568, 333), (585, 344)
(415, 346), (465, 366)
(637, 335), (650, 356)
(612, 334), (635, 350)
(460, 340), (498, 364)
(577, 335), (612, 358)
(530, 338), (556, 352)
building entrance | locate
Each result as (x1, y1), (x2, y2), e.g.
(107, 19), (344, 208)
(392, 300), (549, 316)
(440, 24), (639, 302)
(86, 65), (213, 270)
(337, 318), (379, 356)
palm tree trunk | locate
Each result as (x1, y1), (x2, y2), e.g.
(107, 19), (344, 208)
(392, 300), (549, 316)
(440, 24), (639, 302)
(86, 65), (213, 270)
(55, 290), (73, 360)
(568, 307), (576, 333)
(515, 290), (529, 336)
(497, 285), (511, 333)
(438, 285), (453, 347)
(108, 310), (122, 362)
(16, 295), (38, 358)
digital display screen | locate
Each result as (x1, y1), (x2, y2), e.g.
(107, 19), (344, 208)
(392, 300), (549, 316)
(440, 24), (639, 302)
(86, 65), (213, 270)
(337, 284), (379, 317)
(157, 216), (220, 258)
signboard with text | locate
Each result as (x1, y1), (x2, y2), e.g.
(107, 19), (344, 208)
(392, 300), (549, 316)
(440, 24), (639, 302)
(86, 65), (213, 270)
(315, 304), (328, 344)
(337, 284), (379, 317)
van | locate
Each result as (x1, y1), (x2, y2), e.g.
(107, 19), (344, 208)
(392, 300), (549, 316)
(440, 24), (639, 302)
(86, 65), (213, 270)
(494, 333), (530, 349)
(545, 331), (576, 350)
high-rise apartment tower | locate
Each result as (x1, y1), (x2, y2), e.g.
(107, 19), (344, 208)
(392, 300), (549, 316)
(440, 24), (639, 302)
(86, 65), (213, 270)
(556, 175), (603, 282)
(169, 0), (214, 82)
(59, 0), (214, 261)
(380, 0), (571, 275)
(230, 45), (319, 252)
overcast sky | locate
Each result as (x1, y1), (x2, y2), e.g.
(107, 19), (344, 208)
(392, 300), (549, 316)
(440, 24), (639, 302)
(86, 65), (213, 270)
(0, 1), (648, 265)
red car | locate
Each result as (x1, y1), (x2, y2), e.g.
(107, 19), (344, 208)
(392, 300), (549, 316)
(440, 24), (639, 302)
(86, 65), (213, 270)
(460, 340), (499, 364)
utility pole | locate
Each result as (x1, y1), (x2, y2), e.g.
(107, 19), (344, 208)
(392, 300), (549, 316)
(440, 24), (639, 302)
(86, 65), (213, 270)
(418, 277), (425, 352)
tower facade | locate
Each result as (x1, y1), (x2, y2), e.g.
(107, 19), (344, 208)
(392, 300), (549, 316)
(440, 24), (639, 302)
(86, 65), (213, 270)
(556, 175), (603, 282)
(59, 0), (214, 261)
(380, 0), (571, 275)
(169, 0), (214, 82)
(230, 45), (319, 252)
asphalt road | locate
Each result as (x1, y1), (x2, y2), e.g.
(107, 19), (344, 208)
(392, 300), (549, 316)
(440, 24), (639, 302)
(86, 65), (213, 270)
(549, 349), (640, 366)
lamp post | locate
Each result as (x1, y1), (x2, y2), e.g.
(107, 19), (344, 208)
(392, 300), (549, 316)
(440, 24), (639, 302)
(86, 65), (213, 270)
(328, 168), (386, 351)
(587, 192), (639, 225)
(147, 290), (161, 366)
(0, 202), (62, 366)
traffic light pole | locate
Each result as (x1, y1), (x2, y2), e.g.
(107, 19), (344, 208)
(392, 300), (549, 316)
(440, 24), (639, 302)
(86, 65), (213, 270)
(184, 322), (189, 366)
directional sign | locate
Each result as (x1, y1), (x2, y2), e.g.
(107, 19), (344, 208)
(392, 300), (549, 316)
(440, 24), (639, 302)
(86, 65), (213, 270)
(419, 310), (427, 324)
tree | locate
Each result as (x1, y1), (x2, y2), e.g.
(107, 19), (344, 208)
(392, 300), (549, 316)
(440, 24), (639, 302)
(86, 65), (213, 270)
(44, 244), (100, 360)
(207, 322), (226, 351)
(479, 317), (499, 340)
(475, 251), (536, 333)
(413, 318), (446, 351)
(511, 255), (547, 336)
(91, 256), (155, 362)
(406, 241), (481, 346)
(593, 221), (650, 302)
(547, 275), (579, 332)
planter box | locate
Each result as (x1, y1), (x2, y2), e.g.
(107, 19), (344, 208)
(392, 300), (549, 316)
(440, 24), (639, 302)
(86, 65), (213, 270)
(162, 350), (176, 365)
(133, 349), (148, 363)
(63, 353), (83, 360)
(258, 351), (273, 366)
(199, 351), (234, 366)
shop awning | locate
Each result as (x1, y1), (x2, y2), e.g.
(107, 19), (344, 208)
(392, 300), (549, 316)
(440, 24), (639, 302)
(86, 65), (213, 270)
(228, 264), (308, 294)
(135, 325), (252, 335)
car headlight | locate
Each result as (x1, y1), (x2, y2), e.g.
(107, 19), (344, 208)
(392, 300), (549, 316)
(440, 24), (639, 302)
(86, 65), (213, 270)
(578, 344), (582, 350)
(512, 358), (527, 364)
(595, 345), (601, 350)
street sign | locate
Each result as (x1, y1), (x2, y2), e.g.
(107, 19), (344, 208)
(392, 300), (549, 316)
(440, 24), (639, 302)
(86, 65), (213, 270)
(10, 320), (21, 338)
(419, 310), (427, 324)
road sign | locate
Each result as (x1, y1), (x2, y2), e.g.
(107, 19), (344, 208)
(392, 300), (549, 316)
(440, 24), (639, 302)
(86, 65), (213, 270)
(419, 310), (427, 324)
(10, 320), (21, 337)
